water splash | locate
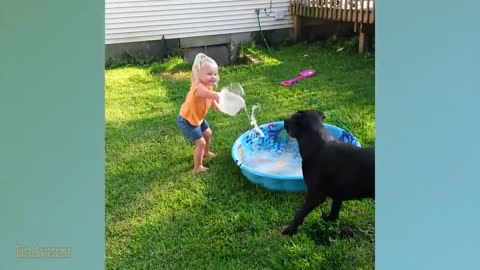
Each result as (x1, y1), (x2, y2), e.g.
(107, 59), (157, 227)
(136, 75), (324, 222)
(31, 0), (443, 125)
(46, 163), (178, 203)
(244, 104), (265, 139)
(222, 82), (264, 138)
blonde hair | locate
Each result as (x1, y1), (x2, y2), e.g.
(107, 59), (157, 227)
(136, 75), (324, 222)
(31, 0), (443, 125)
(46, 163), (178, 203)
(191, 53), (219, 86)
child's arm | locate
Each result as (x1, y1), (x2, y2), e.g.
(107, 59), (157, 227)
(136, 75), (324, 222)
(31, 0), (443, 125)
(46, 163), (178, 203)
(212, 100), (220, 112)
(194, 84), (220, 102)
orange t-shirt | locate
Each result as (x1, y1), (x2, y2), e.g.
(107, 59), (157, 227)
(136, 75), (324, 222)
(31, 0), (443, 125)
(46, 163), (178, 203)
(179, 82), (214, 126)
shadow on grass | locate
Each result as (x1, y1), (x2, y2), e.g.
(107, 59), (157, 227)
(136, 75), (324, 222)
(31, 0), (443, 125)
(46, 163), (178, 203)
(304, 203), (375, 247)
(107, 186), (374, 269)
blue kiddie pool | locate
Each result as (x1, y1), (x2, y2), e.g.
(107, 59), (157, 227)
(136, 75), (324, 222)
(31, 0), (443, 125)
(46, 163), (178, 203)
(231, 121), (362, 192)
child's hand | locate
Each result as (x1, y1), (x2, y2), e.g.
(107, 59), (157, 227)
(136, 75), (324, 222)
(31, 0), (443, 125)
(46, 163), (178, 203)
(213, 92), (220, 103)
(212, 100), (220, 112)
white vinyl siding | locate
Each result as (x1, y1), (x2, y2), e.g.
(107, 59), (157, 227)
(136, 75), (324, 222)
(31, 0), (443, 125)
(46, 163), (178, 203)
(105, 0), (293, 44)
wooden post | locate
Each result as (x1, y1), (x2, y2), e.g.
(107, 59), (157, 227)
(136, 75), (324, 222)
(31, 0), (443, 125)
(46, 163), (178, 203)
(358, 23), (365, 54)
(293, 15), (302, 42)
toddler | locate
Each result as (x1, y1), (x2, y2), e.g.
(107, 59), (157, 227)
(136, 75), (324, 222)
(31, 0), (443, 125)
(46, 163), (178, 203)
(177, 53), (221, 172)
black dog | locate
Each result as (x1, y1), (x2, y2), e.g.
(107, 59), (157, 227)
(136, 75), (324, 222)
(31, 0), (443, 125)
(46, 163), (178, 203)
(282, 110), (374, 236)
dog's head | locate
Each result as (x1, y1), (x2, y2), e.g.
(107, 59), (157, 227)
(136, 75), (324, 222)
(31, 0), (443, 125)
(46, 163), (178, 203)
(283, 110), (326, 139)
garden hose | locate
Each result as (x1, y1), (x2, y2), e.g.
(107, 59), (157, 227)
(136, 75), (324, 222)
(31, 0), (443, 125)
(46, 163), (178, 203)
(255, 9), (273, 56)
(306, 92), (353, 134)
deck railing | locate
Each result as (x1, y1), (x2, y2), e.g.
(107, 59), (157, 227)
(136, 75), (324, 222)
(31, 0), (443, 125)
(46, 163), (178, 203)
(289, 0), (375, 53)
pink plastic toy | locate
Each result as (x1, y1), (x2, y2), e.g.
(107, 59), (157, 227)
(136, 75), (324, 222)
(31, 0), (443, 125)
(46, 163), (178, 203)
(280, 69), (317, 87)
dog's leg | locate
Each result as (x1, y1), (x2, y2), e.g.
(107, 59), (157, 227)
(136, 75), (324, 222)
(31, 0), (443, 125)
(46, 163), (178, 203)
(282, 193), (326, 236)
(322, 199), (343, 221)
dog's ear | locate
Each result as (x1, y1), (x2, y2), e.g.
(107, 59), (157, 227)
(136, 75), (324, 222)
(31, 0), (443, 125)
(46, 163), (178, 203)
(318, 111), (326, 121)
(296, 110), (306, 115)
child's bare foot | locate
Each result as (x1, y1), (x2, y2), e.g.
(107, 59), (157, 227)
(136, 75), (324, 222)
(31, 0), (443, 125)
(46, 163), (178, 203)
(193, 166), (209, 173)
(203, 152), (216, 158)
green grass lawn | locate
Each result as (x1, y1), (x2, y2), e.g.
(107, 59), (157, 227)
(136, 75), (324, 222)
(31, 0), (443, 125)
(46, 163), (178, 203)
(105, 42), (375, 270)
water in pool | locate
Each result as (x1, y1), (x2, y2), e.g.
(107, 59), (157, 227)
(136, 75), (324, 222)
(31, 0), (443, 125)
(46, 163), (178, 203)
(239, 103), (302, 177)
(241, 130), (303, 177)
(242, 150), (303, 177)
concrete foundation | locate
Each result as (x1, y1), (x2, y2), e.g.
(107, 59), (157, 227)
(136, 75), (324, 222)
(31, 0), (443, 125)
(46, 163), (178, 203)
(104, 29), (291, 66)
(104, 24), (373, 66)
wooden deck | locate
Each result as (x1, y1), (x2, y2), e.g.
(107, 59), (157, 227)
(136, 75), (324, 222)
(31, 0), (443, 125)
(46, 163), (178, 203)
(289, 0), (375, 53)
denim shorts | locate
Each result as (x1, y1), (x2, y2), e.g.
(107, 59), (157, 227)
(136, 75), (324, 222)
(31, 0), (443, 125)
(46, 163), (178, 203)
(177, 115), (210, 143)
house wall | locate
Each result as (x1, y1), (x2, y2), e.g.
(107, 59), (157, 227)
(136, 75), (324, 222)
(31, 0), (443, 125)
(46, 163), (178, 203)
(104, 1), (371, 65)
(105, 0), (293, 45)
